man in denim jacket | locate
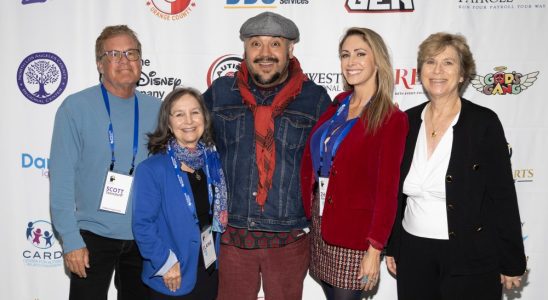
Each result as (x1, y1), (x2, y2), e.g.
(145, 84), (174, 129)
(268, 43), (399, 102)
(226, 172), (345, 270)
(204, 12), (331, 300)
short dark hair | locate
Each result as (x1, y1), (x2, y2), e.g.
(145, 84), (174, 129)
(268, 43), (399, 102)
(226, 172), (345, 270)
(147, 87), (214, 155)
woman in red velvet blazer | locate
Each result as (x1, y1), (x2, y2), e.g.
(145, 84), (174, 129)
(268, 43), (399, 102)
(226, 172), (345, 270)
(300, 27), (408, 300)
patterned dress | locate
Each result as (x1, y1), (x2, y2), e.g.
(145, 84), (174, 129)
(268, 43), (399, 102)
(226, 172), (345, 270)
(309, 194), (366, 290)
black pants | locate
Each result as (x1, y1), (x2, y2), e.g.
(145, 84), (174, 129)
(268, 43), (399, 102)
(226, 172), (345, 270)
(397, 230), (502, 300)
(69, 230), (150, 300)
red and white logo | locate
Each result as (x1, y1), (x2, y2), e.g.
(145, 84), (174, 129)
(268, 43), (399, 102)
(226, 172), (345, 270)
(147, 0), (195, 20)
(206, 54), (242, 86)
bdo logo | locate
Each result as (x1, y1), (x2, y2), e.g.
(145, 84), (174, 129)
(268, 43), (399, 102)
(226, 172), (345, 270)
(225, 0), (277, 8)
(17, 52), (68, 104)
(206, 54), (242, 87)
(23, 220), (63, 267)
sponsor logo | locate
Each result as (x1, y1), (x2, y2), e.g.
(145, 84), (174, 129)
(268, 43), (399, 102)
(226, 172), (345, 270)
(471, 66), (539, 96)
(508, 144), (534, 183)
(457, 0), (546, 10)
(146, 0), (196, 21)
(17, 52), (68, 104)
(22, 0), (47, 4)
(345, 0), (414, 13)
(139, 58), (182, 99)
(225, 0), (309, 9)
(305, 72), (344, 93)
(394, 67), (424, 96)
(206, 54), (242, 87)
(21, 153), (49, 178)
(23, 220), (63, 267)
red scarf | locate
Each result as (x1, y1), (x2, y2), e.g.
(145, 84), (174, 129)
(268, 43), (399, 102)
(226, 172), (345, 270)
(236, 57), (307, 208)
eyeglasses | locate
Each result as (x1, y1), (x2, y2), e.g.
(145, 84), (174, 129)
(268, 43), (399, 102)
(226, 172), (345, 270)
(100, 49), (141, 62)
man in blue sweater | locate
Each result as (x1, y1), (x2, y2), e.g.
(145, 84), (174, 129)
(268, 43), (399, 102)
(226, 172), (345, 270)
(49, 25), (161, 300)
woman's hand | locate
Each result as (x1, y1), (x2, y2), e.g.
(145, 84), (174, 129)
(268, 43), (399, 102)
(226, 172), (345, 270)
(358, 246), (381, 291)
(163, 262), (181, 292)
(385, 256), (397, 276)
(501, 274), (522, 290)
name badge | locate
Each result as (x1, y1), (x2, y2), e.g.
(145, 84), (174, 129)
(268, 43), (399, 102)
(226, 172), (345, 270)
(99, 171), (133, 214)
(201, 226), (216, 269)
(318, 177), (329, 216)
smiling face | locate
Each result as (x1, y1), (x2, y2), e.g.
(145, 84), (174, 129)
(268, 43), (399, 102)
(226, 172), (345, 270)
(420, 46), (464, 100)
(340, 34), (377, 90)
(243, 36), (293, 88)
(168, 94), (205, 149)
(96, 34), (142, 97)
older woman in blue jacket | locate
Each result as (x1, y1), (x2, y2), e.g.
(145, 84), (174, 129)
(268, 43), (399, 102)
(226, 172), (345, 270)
(132, 87), (227, 299)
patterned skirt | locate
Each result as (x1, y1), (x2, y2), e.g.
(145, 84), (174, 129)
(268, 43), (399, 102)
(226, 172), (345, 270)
(309, 193), (366, 290)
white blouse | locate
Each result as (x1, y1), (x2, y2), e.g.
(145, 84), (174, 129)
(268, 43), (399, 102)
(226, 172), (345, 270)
(402, 105), (460, 240)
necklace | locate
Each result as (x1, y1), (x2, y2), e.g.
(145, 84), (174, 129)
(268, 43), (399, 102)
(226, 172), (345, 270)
(428, 100), (459, 138)
(181, 163), (201, 180)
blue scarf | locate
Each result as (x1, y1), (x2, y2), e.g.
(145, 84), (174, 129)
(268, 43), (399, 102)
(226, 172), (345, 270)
(169, 138), (228, 232)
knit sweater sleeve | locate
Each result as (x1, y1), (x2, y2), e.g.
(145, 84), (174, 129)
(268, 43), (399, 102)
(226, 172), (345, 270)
(49, 100), (86, 254)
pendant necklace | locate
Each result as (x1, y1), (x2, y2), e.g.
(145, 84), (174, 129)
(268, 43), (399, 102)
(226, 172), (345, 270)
(181, 163), (201, 180)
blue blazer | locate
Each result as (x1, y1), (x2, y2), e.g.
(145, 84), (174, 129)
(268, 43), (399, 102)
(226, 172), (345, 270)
(132, 153), (213, 296)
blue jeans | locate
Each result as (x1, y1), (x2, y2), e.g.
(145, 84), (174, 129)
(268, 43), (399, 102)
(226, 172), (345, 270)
(69, 230), (149, 300)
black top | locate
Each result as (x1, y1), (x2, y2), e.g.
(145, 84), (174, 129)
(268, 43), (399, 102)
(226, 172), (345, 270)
(186, 168), (211, 230)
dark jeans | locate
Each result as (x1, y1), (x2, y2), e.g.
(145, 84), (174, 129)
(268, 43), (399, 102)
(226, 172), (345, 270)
(69, 230), (149, 300)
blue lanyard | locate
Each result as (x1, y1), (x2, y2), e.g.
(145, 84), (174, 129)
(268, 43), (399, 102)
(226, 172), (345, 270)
(100, 84), (139, 175)
(318, 94), (356, 177)
(167, 144), (214, 223)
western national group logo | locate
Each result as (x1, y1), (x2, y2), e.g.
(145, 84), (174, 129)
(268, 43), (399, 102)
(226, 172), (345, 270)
(471, 67), (539, 96)
(146, 0), (196, 21)
(17, 52), (68, 105)
(346, 0), (414, 12)
(23, 220), (63, 267)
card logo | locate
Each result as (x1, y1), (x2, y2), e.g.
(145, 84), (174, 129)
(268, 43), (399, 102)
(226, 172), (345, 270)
(23, 220), (63, 267)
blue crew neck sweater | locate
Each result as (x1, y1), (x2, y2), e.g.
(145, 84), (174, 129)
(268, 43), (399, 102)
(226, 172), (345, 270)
(49, 84), (161, 253)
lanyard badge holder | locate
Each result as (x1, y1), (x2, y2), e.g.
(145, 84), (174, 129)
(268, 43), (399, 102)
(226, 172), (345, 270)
(167, 144), (217, 268)
(99, 84), (139, 214)
(317, 95), (356, 216)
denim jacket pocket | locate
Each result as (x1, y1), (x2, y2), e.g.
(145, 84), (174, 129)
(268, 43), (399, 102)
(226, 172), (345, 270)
(275, 109), (315, 150)
(213, 106), (247, 146)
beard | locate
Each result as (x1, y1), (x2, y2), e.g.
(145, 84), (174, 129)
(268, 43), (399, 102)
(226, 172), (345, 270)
(247, 55), (290, 87)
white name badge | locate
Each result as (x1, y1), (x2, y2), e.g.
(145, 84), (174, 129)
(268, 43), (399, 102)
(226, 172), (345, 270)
(318, 177), (329, 216)
(99, 171), (133, 214)
(201, 226), (216, 269)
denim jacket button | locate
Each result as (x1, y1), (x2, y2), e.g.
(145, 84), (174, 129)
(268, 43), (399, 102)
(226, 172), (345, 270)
(252, 191), (257, 197)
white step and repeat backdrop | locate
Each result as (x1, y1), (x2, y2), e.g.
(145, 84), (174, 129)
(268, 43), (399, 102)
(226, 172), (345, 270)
(1, 0), (546, 299)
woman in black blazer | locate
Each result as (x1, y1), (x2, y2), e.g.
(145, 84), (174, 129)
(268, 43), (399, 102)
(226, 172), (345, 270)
(386, 33), (526, 300)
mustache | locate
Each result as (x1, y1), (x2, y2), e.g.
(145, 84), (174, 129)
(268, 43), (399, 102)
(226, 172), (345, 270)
(253, 56), (279, 64)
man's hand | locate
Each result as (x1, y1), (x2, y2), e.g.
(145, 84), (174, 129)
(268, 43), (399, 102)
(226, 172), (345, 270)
(64, 247), (90, 278)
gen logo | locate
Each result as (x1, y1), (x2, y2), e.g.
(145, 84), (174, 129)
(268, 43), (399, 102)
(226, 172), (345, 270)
(346, 0), (414, 13)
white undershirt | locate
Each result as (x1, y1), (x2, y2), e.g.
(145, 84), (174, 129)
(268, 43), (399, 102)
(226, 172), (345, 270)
(402, 105), (460, 240)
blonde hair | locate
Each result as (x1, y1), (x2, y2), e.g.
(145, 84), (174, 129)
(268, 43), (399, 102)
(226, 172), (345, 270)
(339, 27), (395, 133)
(95, 25), (141, 61)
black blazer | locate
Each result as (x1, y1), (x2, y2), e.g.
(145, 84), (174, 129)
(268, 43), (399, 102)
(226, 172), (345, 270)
(387, 98), (526, 276)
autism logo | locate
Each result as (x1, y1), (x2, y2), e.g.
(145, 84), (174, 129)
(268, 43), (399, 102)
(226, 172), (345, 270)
(345, 0), (414, 13)
(17, 52), (68, 104)
(23, 220), (63, 267)
(207, 54), (242, 87)
(471, 66), (539, 96)
(146, 0), (196, 21)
